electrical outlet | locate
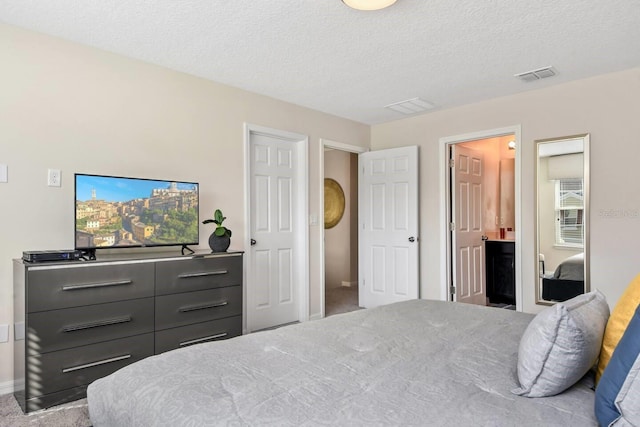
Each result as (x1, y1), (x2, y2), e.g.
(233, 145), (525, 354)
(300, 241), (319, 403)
(48, 168), (61, 187)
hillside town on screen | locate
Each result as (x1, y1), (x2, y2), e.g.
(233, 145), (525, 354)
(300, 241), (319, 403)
(75, 179), (199, 248)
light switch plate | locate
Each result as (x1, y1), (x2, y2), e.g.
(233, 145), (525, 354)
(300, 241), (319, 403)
(0, 164), (7, 183)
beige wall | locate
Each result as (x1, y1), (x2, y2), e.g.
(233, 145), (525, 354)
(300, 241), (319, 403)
(349, 153), (358, 282)
(371, 66), (640, 314)
(0, 24), (369, 388)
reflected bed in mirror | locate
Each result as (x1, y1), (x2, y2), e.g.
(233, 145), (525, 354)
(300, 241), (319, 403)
(535, 134), (590, 305)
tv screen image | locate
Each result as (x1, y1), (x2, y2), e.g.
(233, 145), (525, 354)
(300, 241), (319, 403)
(75, 174), (199, 250)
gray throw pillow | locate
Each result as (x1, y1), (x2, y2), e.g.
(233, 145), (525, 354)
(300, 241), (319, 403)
(512, 290), (610, 397)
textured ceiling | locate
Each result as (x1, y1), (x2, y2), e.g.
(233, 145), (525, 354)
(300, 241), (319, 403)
(1, 0), (639, 124)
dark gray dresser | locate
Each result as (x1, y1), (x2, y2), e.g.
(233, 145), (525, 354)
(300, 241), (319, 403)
(13, 251), (243, 412)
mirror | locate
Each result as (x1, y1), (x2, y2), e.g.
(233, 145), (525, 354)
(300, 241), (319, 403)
(535, 134), (590, 305)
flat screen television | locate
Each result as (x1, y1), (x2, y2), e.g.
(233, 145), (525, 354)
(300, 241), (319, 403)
(75, 174), (199, 255)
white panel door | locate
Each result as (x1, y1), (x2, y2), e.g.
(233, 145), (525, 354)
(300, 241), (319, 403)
(249, 133), (298, 331)
(451, 145), (486, 305)
(359, 146), (419, 308)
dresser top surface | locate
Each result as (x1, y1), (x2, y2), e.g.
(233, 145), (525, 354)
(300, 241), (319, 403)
(15, 249), (244, 270)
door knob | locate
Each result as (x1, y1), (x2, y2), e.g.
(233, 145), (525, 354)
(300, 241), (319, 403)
(250, 239), (257, 246)
(408, 237), (416, 242)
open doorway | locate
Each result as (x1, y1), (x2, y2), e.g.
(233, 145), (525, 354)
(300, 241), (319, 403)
(452, 136), (516, 308)
(440, 126), (522, 311)
(324, 149), (359, 316)
(320, 139), (366, 318)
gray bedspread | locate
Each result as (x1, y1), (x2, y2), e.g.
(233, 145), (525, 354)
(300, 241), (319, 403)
(87, 300), (597, 426)
(553, 253), (585, 280)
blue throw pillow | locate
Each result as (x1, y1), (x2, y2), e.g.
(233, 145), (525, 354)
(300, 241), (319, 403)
(595, 303), (640, 426)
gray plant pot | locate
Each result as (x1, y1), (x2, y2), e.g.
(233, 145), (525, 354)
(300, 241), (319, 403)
(208, 233), (230, 252)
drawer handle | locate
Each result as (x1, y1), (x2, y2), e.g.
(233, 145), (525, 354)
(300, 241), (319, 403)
(62, 315), (132, 333)
(62, 354), (131, 373)
(179, 333), (227, 347)
(178, 301), (228, 313)
(178, 270), (228, 279)
(62, 280), (133, 291)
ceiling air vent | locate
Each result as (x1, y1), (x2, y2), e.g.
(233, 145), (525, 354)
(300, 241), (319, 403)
(514, 66), (556, 82)
(385, 97), (435, 115)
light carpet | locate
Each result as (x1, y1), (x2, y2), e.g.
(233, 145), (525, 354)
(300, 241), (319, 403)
(325, 285), (361, 317)
(0, 394), (90, 427)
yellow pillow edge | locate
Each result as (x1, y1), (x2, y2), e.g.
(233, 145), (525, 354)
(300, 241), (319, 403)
(595, 273), (640, 382)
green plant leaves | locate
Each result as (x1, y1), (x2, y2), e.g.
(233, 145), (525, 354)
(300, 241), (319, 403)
(214, 209), (226, 224)
(204, 209), (231, 238)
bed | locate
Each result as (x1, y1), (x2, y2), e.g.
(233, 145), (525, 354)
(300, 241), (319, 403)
(542, 253), (585, 301)
(87, 299), (597, 426)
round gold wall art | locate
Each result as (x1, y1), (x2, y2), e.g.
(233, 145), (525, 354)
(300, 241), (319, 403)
(324, 178), (345, 229)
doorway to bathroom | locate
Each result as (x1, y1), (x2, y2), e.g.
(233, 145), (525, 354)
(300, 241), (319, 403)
(441, 128), (521, 310)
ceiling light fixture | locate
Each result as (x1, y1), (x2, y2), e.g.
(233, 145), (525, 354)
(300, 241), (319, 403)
(342, 0), (397, 11)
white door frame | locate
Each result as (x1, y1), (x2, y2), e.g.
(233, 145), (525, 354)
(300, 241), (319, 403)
(438, 125), (523, 311)
(244, 123), (309, 333)
(319, 139), (366, 319)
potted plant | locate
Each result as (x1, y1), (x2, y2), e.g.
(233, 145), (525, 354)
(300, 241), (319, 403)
(203, 209), (232, 252)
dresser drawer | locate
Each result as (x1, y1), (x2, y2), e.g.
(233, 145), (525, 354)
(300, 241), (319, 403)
(27, 262), (155, 312)
(29, 333), (154, 397)
(155, 286), (242, 330)
(155, 255), (242, 295)
(28, 297), (154, 353)
(155, 316), (242, 354)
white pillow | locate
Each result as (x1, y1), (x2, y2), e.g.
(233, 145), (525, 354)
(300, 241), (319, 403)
(512, 290), (610, 397)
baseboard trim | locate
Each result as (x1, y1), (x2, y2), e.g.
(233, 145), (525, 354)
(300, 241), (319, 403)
(341, 281), (357, 287)
(309, 313), (322, 321)
(0, 379), (15, 396)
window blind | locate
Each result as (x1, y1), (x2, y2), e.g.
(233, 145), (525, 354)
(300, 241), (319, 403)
(555, 179), (584, 245)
